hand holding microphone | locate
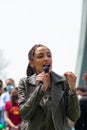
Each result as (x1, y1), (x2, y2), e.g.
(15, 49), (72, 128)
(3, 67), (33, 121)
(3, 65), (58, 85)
(36, 65), (50, 92)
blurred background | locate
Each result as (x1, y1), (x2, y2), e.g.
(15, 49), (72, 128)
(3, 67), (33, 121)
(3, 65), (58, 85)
(0, 0), (87, 87)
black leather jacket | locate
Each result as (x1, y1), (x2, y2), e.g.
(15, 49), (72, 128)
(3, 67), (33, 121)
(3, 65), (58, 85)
(18, 71), (80, 130)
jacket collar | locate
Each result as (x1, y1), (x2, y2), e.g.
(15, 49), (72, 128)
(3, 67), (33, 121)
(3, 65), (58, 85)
(27, 74), (36, 85)
(50, 71), (65, 84)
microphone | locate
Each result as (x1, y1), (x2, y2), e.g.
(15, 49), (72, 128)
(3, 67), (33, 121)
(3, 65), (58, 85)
(38, 65), (49, 88)
(42, 65), (49, 73)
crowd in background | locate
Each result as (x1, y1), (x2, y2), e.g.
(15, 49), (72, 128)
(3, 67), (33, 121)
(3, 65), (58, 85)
(0, 72), (87, 130)
(0, 78), (21, 130)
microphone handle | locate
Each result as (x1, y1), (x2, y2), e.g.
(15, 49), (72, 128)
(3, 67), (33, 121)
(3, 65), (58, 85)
(38, 81), (43, 88)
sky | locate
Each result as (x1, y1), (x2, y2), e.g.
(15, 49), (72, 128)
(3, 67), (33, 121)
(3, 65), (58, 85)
(0, 0), (82, 86)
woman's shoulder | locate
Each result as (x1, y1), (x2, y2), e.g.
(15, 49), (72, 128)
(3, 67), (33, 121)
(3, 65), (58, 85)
(18, 76), (28, 85)
(19, 76), (27, 82)
(19, 74), (36, 85)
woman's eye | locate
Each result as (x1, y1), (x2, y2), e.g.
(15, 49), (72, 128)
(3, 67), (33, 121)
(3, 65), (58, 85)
(38, 55), (43, 58)
(37, 52), (52, 58)
(47, 53), (51, 57)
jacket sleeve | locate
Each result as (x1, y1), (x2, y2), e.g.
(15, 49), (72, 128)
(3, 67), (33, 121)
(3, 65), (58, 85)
(64, 80), (80, 121)
(18, 78), (44, 120)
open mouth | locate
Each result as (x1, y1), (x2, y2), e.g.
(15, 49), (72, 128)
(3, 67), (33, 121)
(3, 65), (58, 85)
(43, 64), (50, 73)
(43, 64), (50, 67)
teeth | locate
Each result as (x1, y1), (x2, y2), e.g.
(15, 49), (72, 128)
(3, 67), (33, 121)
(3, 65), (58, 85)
(44, 64), (50, 67)
(43, 64), (50, 67)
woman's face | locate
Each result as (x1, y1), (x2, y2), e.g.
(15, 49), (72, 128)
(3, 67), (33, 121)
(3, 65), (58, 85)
(30, 46), (52, 74)
(10, 88), (18, 100)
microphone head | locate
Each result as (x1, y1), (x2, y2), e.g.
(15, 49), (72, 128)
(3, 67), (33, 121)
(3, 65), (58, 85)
(42, 65), (49, 73)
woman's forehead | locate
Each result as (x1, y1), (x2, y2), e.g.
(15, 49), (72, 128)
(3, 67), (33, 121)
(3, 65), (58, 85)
(11, 88), (18, 93)
(35, 46), (50, 53)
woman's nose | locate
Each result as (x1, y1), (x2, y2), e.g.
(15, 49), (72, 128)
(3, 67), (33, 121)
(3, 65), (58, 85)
(44, 55), (49, 60)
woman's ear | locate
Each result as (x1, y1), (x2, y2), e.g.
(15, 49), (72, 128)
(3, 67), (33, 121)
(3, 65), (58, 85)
(29, 61), (34, 68)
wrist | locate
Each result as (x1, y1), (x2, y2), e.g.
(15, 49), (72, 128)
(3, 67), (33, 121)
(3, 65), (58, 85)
(69, 89), (76, 95)
(69, 88), (76, 92)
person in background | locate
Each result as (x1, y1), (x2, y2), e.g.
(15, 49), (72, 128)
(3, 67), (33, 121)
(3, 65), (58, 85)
(74, 86), (87, 130)
(76, 86), (86, 100)
(18, 44), (80, 130)
(82, 72), (87, 87)
(0, 79), (3, 96)
(71, 73), (87, 130)
(1, 78), (15, 105)
(81, 72), (87, 97)
(0, 78), (15, 129)
(5, 78), (15, 101)
(5, 78), (15, 87)
(74, 96), (87, 130)
(4, 87), (21, 130)
(69, 87), (86, 130)
(3, 87), (7, 93)
(0, 79), (6, 129)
